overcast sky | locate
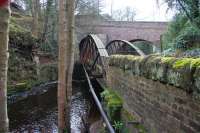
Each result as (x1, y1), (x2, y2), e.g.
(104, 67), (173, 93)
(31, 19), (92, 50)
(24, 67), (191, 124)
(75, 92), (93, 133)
(103, 0), (176, 21)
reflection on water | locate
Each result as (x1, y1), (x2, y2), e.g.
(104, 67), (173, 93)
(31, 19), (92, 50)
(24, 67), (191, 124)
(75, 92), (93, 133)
(9, 81), (100, 133)
(71, 82), (91, 133)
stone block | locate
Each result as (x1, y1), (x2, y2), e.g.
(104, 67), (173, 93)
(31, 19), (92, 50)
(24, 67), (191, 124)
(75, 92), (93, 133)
(167, 58), (194, 92)
(194, 67), (200, 97)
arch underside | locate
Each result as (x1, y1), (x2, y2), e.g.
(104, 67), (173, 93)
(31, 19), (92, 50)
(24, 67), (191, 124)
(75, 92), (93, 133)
(129, 39), (159, 54)
(79, 34), (108, 77)
(106, 40), (145, 56)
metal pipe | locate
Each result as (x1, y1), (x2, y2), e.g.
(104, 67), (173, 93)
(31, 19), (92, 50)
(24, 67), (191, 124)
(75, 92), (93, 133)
(83, 66), (115, 133)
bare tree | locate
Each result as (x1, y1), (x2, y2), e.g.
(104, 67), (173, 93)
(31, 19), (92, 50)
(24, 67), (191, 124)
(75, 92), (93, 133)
(76, 0), (105, 15)
(112, 6), (136, 21)
(31, 0), (40, 37)
(65, 0), (75, 131)
(58, 0), (67, 131)
(57, 0), (75, 131)
(0, 1), (10, 132)
(41, 0), (54, 42)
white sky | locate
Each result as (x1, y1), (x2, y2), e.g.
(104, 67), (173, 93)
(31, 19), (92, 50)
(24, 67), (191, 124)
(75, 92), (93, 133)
(103, 0), (176, 21)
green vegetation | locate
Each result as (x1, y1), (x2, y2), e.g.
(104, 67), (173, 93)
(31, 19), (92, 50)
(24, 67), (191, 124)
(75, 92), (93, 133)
(133, 41), (157, 54)
(110, 55), (200, 98)
(7, 13), (58, 95)
(191, 58), (200, 68)
(101, 89), (123, 122)
(160, 0), (200, 56)
(7, 80), (41, 95)
(101, 90), (123, 107)
(9, 16), (38, 59)
(162, 13), (200, 52)
(172, 58), (200, 69)
(173, 58), (193, 69)
(161, 0), (200, 53)
(161, 57), (176, 64)
(113, 121), (124, 132)
(162, 14), (188, 50)
(101, 89), (123, 132)
(101, 88), (147, 133)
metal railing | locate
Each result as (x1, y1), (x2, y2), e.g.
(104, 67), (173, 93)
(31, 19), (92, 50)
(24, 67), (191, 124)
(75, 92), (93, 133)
(83, 66), (115, 133)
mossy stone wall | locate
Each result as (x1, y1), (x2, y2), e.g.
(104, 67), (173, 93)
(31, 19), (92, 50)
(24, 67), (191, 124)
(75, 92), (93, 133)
(107, 55), (200, 133)
(109, 55), (200, 97)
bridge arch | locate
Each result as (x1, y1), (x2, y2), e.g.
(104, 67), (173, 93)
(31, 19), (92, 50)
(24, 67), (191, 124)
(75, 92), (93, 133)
(79, 35), (148, 77)
(106, 40), (145, 56)
(79, 34), (108, 76)
(129, 39), (159, 54)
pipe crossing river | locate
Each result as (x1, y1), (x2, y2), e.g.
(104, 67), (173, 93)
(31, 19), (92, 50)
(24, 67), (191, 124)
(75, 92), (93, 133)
(83, 66), (115, 133)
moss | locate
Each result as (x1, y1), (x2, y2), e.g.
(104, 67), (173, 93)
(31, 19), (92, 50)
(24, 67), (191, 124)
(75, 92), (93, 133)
(134, 124), (147, 133)
(10, 13), (33, 31)
(9, 15), (38, 52)
(110, 55), (125, 68)
(8, 81), (31, 95)
(101, 89), (123, 124)
(194, 67), (200, 97)
(121, 109), (147, 133)
(161, 57), (176, 64)
(15, 82), (28, 90)
(125, 55), (143, 61)
(172, 58), (193, 69)
(111, 55), (142, 62)
(101, 89), (123, 107)
(191, 58), (200, 68)
(122, 109), (136, 121)
(10, 17), (29, 33)
(109, 55), (200, 95)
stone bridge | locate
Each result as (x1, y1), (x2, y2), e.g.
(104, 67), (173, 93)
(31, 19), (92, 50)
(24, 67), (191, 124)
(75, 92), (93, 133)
(76, 15), (167, 48)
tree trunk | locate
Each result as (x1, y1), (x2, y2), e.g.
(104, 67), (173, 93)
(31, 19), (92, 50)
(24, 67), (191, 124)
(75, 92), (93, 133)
(58, 0), (67, 132)
(0, 2), (10, 132)
(41, 0), (54, 42)
(31, 0), (40, 37)
(65, 0), (75, 132)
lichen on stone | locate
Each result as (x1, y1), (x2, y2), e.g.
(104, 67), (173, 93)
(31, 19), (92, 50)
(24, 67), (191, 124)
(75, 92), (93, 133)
(191, 58), (200, 68)
(172, 58), (193, 69)
(161, 57), (176, 64)
(108, 55), (200, 96)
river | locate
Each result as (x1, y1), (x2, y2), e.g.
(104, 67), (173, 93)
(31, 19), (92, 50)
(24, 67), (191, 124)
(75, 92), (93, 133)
(8, 81), (101, 133)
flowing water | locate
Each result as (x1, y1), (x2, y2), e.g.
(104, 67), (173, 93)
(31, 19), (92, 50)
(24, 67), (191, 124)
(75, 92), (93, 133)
(8, 81), (100, 133)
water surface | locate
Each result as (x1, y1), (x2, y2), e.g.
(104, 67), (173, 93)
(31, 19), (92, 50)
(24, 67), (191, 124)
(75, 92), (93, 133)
(9, 81), (100, 133)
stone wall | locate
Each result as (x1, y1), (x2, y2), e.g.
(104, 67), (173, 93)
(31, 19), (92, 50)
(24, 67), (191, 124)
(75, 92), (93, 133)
(106, 55), (200, 133)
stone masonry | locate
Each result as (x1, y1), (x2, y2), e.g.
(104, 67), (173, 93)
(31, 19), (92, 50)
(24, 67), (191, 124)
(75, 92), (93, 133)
(106, 55), (200, 133)
(76, 15), (168, 47)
